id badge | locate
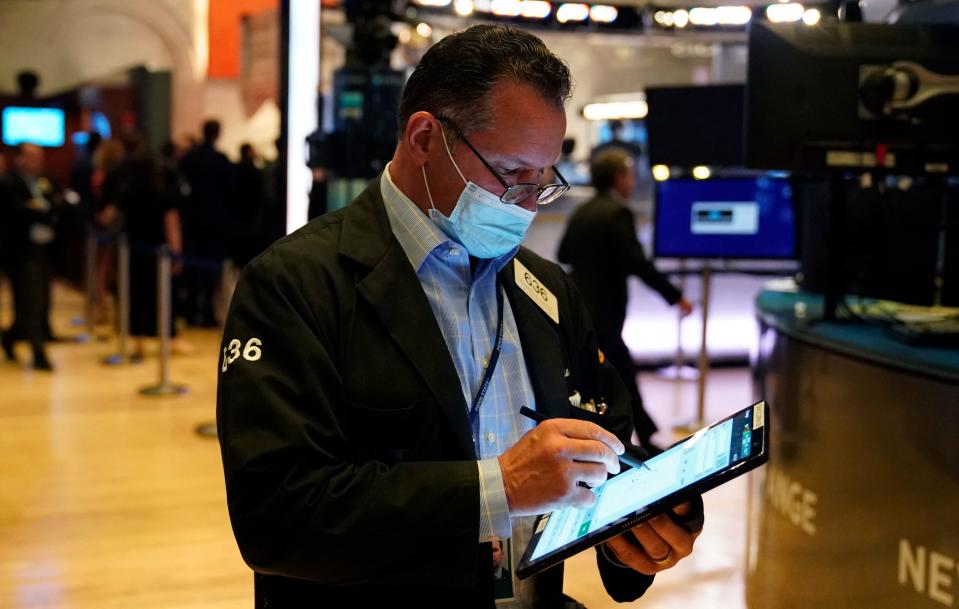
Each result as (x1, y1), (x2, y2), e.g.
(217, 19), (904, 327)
(492, 536), (515, 601)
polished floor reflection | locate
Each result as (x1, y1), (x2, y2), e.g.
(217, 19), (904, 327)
(1, 284), (753, 608)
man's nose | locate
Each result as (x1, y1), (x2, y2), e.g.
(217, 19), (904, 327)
(517, 191), (538, 212)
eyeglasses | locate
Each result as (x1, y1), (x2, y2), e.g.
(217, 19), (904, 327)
(437, 117), (570, 206)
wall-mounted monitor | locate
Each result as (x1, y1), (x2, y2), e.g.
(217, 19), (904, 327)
(654, 176), (796, 259)
(2, 106), (66, 147)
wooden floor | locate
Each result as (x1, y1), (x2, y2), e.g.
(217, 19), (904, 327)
(1, 283), (752, 609)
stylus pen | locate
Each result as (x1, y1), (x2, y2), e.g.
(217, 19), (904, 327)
(519, 406), (651, 472)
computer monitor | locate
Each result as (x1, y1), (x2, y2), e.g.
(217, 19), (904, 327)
(746, 22), (959, 174)
(939, 188), (959, 307)
(794, 177), (944, 307)
(646, 84), (744, 168)
(1, 106), (66, 147)
(653, 176), (796, 260)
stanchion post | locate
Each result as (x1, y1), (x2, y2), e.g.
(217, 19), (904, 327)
(103, 233), (134, 365)
(672, 264), (712, 435)
(141, 246), (187, 396)
(658, 258), (699, 381)
(82, 224), (97, 340)
(693, 265), (712, 428)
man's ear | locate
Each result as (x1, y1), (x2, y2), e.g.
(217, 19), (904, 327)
(403, 111), (439, 166)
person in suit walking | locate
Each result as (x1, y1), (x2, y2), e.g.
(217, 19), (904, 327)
(558, 147), (693, 449)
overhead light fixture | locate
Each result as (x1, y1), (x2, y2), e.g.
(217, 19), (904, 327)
(491, 0), (521, 15)
(652, 165), (671, 182)
(590, 5), (618, 22)
(520, 0), (552, 18)
(454, 0), (475, 15)
(802, 7), (821, 24)
(692, 165), (712, 180)
(654, 10), (667, 24)
(557, 3), (589, 22)
(766, 2), (805, 22)
(689, 7), (718, 25)
(582, 100), (649, 120)
(413, 0), (452, 6)
(716, 5), (752, 24)
(673, 9), (690, 27)
(416, 22), (433, 37)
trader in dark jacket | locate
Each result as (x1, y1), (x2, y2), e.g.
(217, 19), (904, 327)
(179, 119), (234, 326)
(0, 143), (61, 370)
(559, 148), (692, 448)
(217, 25), (702, 609)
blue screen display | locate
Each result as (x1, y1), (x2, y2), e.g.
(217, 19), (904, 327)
(2, 107), (66, 147)
(654, 177), (795, 259)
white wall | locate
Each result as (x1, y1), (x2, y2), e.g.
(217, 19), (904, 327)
(0, 0), (208, 139)
(539, 32), (728, 160)
(204, 80), (281, 160)
(0, 0), (278, 154)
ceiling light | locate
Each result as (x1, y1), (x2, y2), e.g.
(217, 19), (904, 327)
(416, 22), (433, 37)
(716, 5), (752, 24)
(652, 165), (671, 182)
(520, 0), (552, 18)
(590, 5), (618, 22)
(583, 100), (649, 121)
(557, 3), (589, 22)
(689, 7), (719, 25)
(766, 3), (805, 22)
(802, 7), (821, 24)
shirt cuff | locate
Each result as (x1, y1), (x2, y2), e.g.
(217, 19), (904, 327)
(477, 458), (512, 541)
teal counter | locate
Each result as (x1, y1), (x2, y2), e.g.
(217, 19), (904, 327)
(755, 290), (959, 383)
(746, 290), (959, 609)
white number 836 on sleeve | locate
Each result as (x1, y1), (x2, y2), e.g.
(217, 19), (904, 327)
(221, 338), (262, 372)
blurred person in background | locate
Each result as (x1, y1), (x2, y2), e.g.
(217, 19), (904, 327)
(0, 151), (8, 266)
(0, 144), (63, 370)
(90, 138), (126, 324)
(160, 140), (192, 327)
(70, 132), (103, 224)
(231, 143), (266, 271)
(179, 119), (235, 327)
(559, 147), (693, 449)
(119, 152), (187, 358)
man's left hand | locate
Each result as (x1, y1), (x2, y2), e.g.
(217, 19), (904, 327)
(604, 500), (702, 575)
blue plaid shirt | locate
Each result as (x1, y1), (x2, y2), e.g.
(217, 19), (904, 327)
(381, 167), (538, 603)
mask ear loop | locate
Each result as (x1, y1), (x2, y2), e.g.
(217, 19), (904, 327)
(422, 122), (467, 213)
(421, 165), (437, 211)
(439, 124), (468, 184)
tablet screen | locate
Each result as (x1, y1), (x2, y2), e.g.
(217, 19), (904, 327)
(528, 406), (759, 562)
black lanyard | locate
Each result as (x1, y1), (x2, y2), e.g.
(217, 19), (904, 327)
(467, 284), (505, 439)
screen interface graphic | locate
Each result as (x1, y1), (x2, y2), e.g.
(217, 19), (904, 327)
(530, 410), (753, 561)
(655, 177), (794, 258)
(2, 107), (66, 147)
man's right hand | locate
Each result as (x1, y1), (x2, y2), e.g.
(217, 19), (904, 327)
(498, 418), (625, 517)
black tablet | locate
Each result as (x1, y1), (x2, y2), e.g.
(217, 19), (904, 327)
(516, 400), (769, 580)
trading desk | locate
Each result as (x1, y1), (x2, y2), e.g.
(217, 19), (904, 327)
(747, 290), (959, 609)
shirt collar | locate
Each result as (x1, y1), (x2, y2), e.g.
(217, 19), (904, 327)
(380, 162), (452, 272)
(380, 163), (518, 274)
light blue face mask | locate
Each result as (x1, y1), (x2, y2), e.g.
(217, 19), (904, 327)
(421, 129), (535, 259)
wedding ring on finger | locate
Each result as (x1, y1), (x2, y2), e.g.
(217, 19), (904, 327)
(649, 548), (672, 566)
